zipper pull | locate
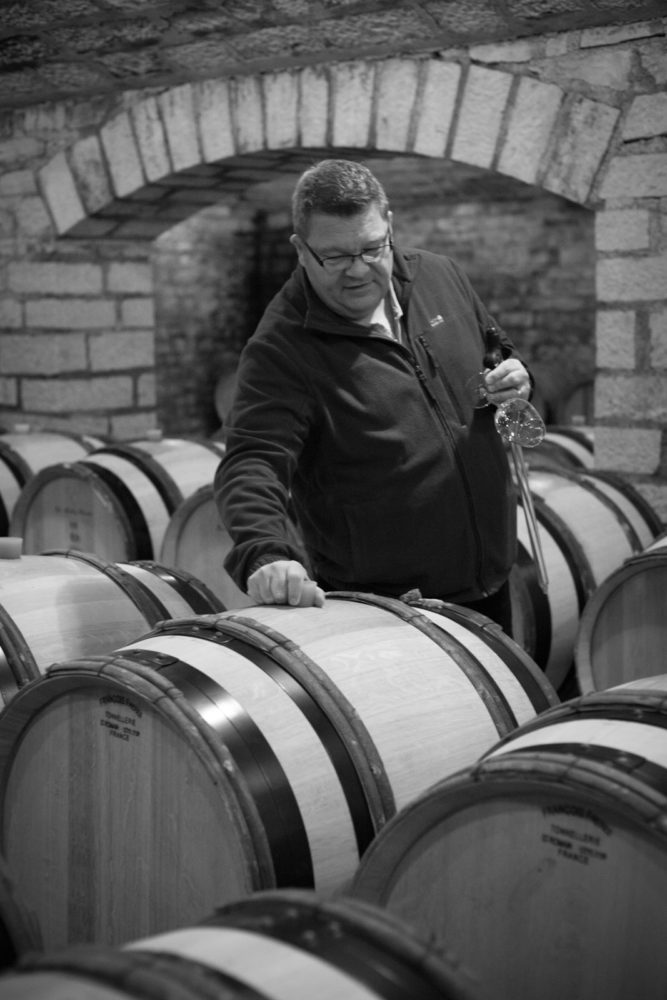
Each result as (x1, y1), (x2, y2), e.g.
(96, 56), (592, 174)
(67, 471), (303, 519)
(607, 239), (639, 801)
(413, 359), (427, 382)
(411, 357), (436, 400)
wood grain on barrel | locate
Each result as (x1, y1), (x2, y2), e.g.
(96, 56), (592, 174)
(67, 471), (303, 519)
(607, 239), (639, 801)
(0, 595), (554, 949)
(0, 665), (265, 948)
(351, 681), (667, 1000)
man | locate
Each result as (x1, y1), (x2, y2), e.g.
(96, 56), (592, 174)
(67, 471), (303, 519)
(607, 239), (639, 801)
(214, 159), (533, 634)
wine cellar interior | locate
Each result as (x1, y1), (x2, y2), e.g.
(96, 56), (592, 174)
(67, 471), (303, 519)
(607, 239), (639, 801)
(0, 2), (666, 998)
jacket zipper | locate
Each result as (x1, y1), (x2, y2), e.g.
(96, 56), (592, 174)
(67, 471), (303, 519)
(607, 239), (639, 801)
(408, 344), (488, 596)
(417, 335), (467, 425)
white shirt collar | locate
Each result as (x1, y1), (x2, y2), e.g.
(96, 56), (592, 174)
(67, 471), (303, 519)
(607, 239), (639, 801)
(368, 283), (403, 339)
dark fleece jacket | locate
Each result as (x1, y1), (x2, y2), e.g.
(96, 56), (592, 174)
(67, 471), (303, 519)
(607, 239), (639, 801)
(215, 245), (523, 602)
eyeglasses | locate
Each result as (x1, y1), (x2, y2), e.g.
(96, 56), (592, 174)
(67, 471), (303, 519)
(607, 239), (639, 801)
(302, 229), (393, 273)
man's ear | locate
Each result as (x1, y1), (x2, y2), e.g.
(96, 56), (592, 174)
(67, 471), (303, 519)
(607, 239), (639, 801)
(290, 233), (306, 266)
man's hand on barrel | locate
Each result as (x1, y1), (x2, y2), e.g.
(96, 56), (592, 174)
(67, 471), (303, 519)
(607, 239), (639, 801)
(247, 560), (326, 607)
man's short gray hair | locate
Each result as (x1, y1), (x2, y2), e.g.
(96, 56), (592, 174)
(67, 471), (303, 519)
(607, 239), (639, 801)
(292, 159), (390, 237)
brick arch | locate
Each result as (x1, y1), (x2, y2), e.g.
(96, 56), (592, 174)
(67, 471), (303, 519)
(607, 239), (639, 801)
(37, 56), (620, 240)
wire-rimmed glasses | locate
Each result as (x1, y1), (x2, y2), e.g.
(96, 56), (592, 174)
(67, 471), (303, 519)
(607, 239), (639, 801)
(301, 230), (393, 273)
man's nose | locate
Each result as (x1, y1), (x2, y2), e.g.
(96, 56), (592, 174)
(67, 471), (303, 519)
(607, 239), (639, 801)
(344, 254), (370, 274)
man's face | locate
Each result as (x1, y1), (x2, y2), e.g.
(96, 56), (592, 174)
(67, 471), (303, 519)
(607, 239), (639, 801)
(291, 205), (393, 323)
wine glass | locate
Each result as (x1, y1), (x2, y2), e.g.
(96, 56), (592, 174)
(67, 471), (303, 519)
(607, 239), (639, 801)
(494, 396), (545, 448)
(466, 368), (546, 447)
(466, 326), (546, 448)
(465, 368), (494, 409)
(467, 329), (549, 590)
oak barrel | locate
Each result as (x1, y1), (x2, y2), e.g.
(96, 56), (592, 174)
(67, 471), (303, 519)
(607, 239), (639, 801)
(0, 549), (222, 706)
(509, 465), (658, 693)
(0, 891), (477, 999)
(0, 429), (103, 535)
(351, 677), (667, 1000)
(576, 468), (662, 548)
(526, 466), (644, 580)
(0, 593), (556, 948)
(10, 436), (225, 561)
(159, 484), (252, 609)
(537, 425), (594, 469)
(574, 531), (667, 692)
(160, 483), (305, 610)
(510, 498), (587, 692)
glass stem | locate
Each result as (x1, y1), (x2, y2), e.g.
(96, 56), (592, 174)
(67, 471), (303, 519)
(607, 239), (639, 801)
(510, 441), (549, 593)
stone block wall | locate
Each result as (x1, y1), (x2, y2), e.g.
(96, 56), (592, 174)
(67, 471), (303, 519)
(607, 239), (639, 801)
(153, 203), (263, 436)
(0, 237), (155, 440)
(0, 17), (665, 514)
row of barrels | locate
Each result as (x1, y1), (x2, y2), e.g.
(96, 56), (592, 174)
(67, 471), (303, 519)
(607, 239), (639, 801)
(0, 576), (558, 998)
(0, 424), (599, 541)
(512, 461), (664, 692)
(0, 585), (667, 997)
(1, 428), (666, 998)
(0, 427), (253, 609)
(0, 550), (226, 707)
(0, 426), (666, 697)
(0, 424), (596, 551)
